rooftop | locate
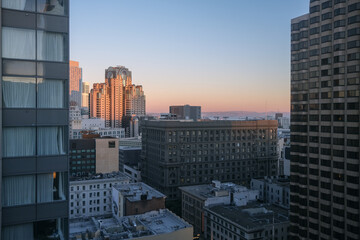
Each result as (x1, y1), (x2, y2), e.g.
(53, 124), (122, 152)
(179, 181), (253, 200)
(206, 203), (289, 231)
(70, 172), (130, 183)
(69, 209), (192, 240)
(119, 146), (142, 151)
(113, 182), (165, 202)
(143, 119), (278, 128)
(252, 176), (290, 187)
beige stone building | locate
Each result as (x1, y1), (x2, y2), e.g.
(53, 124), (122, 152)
(95, 138), (119, 174)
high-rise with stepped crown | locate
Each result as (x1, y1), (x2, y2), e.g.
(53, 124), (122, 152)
(1, 0), (69, 239)
(290, 0), (360, 239)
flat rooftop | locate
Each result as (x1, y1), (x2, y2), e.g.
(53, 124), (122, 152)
(143, 119), (278, 128)
(69, 209), (192, 240)
(207, 203), (289, 231)
(253, 177), (290, 187)
(119, 146), (142, 151)
(113, 182), (165, 202)
(179, 181), (250, 200)
(70, 172), (129, 183)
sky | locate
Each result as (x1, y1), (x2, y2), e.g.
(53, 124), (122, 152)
(70, 0), (309, 113)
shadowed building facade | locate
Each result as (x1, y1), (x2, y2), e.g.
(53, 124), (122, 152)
(291, 1), (360, 239)
(141, 120), (278, 200)
(1, 0), (69, 238)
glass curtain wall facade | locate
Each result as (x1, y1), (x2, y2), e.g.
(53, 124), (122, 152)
(290, 0), (360, 239)
(1, 0), (69, 239)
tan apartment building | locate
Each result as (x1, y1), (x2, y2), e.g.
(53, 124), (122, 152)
(95, 137), (119, 174)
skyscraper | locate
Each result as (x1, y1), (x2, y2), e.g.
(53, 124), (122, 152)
(106, 66), (130, 128)
(89, 66), (145, 130)
(70, 60), (82, 106)
(128, 85), (146, 116)
(1, 0), (69, 239)
(290, 1), (360, 239)
(89, 83), (109, 123)
(81, 81), (90, 108)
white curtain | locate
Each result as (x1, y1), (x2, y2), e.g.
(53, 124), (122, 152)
(2, 223), (34, 240)
(2, 77), (36, 108)
(37, 79), (64, 108)
(2, 127), (36, 157)
(37, 127), (65, 155)
(37, 174), (54, 203)
(2, 175), (35, 206)
(37, 31), (64, 62)
(2, 0), (26, 11)
(2, 27), (36, 60)
(58, 173), (65, 200)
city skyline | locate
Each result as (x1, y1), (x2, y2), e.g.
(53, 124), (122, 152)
(70, 0), (309, 113)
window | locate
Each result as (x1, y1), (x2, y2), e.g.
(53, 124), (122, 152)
(2, 77), (36, 108)
(322, 1), (332, 9)
(3, 127), (36, 157)
(310, 16), (320, 24)
(2, 0), (67, 16)
(2, 175), (35, 206)
(2, 27), (36, 60)
(322, 12), (332, 21)
(334, 31), (345, 40)
(348, 28), (360, 37)
(2, 0), (35, 11)
(37, 172), (66, 203)
(37, 79), (65, 108)
(334, 19), (345, 28)
(334, 7), (346, 16)
(348, 15), (360, 25)
(310, 27), (319, 35)
(348, 40), (360, 49)
(348, 3), (360, 13)
(321, 25), (332, 33)
(37, 30), (65, 62)
(37, 127), (66, 155)
(108, 141), (116, 148)
(310, 5), (320, 13)
(37, 0), (66, 15)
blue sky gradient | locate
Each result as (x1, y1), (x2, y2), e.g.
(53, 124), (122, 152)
(70, 0), (309, 112)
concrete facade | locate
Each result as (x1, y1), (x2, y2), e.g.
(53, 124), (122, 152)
(141, 120), (278, 200)
(69, 173), (130, 219)
(251, 176), (290, 209)
(95, 138), (119, 174)
(291, 1), (360, 239)
(81, 118), (105, 130)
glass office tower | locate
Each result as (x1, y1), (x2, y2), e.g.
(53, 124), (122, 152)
(290, 0), (360, 239)
(1, 0), (69, 239)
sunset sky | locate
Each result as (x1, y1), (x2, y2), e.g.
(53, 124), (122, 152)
(70, 0), (309, 113)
